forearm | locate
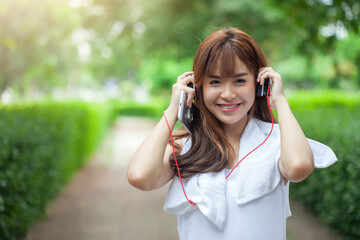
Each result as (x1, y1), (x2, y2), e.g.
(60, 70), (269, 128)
(275, 97), (314, 182)
(128, 71), (195, 190)
(127, 105), (177, 189)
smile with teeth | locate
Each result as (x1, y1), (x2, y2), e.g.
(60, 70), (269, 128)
(217, 103), (241, 112)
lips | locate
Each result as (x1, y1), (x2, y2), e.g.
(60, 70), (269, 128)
(217, 103), (241, 112)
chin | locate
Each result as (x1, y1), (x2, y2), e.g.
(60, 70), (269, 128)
(218, 115), (248, 127)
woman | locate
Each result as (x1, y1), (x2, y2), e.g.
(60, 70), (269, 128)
(127, 27), (337, 239)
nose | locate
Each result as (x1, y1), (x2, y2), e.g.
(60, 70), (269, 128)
(220, 83), (236, 100)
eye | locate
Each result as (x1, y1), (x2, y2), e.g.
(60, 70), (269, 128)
(235, 79), (246, 84)
(209, 80), (220, 85)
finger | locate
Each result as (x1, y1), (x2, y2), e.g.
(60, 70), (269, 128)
(257, 67), (275, 85)
(260, 73), (273, 85)
(183, 87), (195, 108)
(257, 69), (268, 84)
(264, 72), (281, 82)
(257, 67), (268, 81)
(262, 73), (282, 89)
(187, 92), (195, 108)
(177, 71), (194, 82)
(180, 74), (195, 86)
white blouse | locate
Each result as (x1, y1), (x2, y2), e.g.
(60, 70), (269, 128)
(163, 118), (337, 240)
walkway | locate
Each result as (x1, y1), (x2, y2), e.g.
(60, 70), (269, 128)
(25, 117), (341, 240)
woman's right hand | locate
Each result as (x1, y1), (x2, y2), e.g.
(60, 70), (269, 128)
(128, 72), (196, 191)
(169, 71), (196, 111)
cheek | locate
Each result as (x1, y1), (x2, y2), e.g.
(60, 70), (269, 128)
(202, 86), (217, 109)
(202, 91), (212, 109)
(202, 85), (211, 99)
(241, 85), (256, 105)
(237, 84), (255, 96)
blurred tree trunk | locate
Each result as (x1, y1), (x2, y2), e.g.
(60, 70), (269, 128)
(0, 47), (14, 98)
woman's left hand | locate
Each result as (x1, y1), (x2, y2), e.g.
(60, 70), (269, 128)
(257, 67), (287, 110)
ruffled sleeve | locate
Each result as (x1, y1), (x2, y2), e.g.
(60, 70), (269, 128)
(163, 171), (227, 230)
(308, 138), (337, 168)
(163, 138), (227, 230)
(274, 137), (338, 169)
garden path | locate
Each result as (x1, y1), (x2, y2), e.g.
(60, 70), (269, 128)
(25, 117), (342, 240)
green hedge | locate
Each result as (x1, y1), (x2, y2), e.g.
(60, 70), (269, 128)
(288, 92), (360, 239)
(115, 91), (360, 239)
(0, 101), (115, 240)
(116, 100), (167, 119)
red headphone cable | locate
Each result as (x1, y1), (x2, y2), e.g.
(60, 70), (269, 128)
(226, 86), (274, 179)
(163, 85), (274, 206)
(163, 111), (196, 206)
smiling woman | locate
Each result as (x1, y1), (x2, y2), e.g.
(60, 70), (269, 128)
(169, 28), (274, 177)
(202, 58), (255, 129)
(127, 27), (337, 240)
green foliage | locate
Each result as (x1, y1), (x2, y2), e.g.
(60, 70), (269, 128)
(273, 0), (359, 56)
(1, 0), (360, 100)
(289, 92), (360, 239)
(0, 0), (81, 96)
(138, 57), (193, 93)
(113, 91), (360, 238)
(132, 0), (360, 91)
(0, 101), (114, 240)
(116, 98), (168, 119)
(288, 90), (360, 108)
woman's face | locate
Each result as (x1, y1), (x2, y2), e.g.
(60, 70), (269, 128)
(202, 57), (255, 128)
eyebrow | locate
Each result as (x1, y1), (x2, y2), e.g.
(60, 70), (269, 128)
(209, 72), (249, 79)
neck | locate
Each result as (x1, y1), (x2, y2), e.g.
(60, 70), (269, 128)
(222, 115), (249, 144)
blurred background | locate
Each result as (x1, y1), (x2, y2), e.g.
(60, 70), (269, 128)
(1, 0), (360, 240)
(1, 0), (359, 104)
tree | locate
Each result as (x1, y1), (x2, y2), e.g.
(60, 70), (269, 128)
(273, 0), (360, 87)
(0, 0), (80, 98)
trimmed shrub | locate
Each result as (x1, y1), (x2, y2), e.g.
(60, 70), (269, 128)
(0, 101), (114, 240)
(106, 92), (360, 239)
(116, 100), (167, 119)
(288, 92), (360, 239)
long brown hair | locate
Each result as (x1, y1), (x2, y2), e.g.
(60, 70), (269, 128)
(169, 27), (274, 178)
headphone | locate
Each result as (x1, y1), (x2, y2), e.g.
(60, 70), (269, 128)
(163, 77), (274, 206)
